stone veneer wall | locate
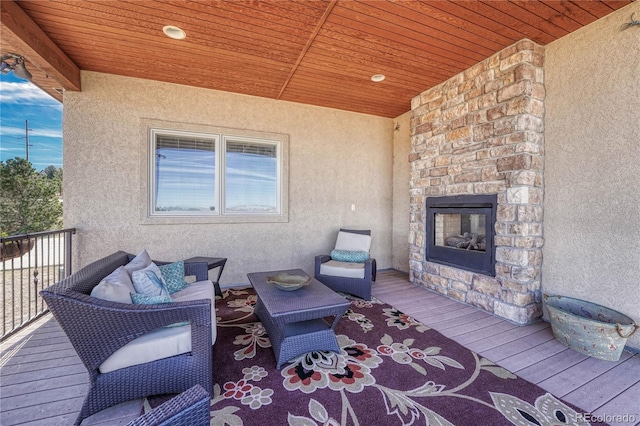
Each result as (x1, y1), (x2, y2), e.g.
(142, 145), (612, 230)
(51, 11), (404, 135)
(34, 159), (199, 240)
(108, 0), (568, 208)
(408, 40), (546, 325)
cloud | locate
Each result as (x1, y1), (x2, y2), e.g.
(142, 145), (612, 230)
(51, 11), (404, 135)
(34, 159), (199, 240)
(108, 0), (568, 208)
(0, 81), (60, 106)
(0, 125), (62, 139)
(32, 128), (63, 138)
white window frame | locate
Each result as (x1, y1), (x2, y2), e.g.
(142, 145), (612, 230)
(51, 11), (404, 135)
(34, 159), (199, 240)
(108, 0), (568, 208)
(142, 121), (288, 224)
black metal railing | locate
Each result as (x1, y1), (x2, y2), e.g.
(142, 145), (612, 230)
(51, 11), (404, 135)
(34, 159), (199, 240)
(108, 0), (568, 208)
(1, 228), (76, 341)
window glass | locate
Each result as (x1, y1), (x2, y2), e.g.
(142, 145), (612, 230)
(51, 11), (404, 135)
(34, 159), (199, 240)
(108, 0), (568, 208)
(149, 128), (286, 221)
(153, 132), (217, 214)
(224, 139), (278, 213)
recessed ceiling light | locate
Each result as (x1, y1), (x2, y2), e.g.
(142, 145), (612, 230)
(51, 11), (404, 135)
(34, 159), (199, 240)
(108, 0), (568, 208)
(371, 74), (386, 82)
(163, 25), (186, 40)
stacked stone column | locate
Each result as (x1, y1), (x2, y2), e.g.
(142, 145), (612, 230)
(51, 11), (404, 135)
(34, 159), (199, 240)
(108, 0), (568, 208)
(409, 39), (545, 324)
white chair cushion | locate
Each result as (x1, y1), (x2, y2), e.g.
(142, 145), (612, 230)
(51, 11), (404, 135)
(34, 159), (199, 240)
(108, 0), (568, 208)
(320, 260), (366, 279)
(335, 231), (371, 253)
(98, 280), (216, 373)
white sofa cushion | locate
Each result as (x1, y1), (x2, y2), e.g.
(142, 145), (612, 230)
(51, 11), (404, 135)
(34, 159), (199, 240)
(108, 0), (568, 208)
(123, 249), (153, 278)
(98, 280), (216, 373)
(90, 266), (135, 303)
(319, 260), (366, 279)
(335, 231), (371, 253)
(171, 280), (218, 343)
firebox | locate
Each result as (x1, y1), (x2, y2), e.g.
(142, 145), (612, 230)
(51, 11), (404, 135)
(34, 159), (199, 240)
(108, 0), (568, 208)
(425, 194), (497, 276)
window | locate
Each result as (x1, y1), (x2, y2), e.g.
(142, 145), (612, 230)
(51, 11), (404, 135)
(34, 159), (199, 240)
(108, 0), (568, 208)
(153, 130), (218, 214)
(148, 127), (287, 221)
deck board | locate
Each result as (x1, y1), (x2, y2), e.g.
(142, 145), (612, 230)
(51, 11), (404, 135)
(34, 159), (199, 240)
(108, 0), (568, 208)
(1, 363), (86, 387)
(562, 355), (640, 412)
(537, 350), (634, 397)
(2, 383), (88, 411)
(436, 314), (505, 336)
(453, 319), (521, 345)
(2, 372), (88, 397)
(1, 269), (638, 425)
(514, 347), (589, 382)
(1, 397), (83, 425)
(461, 321), (551, 352)
(494, 337), (571, 372)
(412, 305), (483, 325)
(591, 381), (640, 425)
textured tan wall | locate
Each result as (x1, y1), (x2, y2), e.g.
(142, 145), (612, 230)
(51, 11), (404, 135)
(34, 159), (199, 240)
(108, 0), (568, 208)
(544, 2), (640, 349)
(63, 72), (394, 286)
(392, 111), (411, 272)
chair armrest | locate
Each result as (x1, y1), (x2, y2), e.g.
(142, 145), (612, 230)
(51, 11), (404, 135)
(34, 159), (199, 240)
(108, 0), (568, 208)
(40, 290), (212, 372)
(364, 258), (377, 282)
(183, 261), (209, 282)
(314, 254), (331, 276)
(127, 384), (210, 426)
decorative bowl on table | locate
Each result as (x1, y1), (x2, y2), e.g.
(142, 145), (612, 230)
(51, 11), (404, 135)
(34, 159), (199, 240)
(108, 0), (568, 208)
(267, 273), (311, 291)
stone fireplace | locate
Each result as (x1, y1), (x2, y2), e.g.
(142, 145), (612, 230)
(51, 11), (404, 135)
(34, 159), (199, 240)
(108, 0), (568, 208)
(409, 40), (545, 325)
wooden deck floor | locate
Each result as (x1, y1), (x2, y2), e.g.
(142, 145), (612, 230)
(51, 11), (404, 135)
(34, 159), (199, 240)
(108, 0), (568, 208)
(1, 269), (639, 425)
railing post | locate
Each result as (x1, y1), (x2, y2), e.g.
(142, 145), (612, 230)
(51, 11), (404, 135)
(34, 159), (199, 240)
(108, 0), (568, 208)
(65, 229), (74, 277)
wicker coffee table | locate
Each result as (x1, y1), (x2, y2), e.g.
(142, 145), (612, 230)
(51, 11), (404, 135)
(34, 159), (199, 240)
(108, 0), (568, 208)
(248, 269), (350, 368)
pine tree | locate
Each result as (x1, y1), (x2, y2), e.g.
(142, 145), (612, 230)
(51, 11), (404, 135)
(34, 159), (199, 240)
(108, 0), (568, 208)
(0, 158), (63, 236)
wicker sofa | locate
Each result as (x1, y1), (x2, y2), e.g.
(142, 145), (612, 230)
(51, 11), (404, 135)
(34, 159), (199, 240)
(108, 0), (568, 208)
(40, 251), (215, 425)
(128, 384), (210, 426)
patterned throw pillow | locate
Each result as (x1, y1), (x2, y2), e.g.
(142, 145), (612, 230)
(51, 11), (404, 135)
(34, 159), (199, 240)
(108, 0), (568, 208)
(132, 263), (170, 297)
(130, 293), (172, 304)
(330, 249), (369, 263)
(159, 261), (189, 294)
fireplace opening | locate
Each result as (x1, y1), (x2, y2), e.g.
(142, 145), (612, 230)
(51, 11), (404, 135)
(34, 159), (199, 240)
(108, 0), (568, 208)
(425, 194), (497, 276)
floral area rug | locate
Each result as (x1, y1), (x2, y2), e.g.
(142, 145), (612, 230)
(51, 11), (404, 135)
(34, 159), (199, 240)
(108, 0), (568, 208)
(149, 287), (605, 426)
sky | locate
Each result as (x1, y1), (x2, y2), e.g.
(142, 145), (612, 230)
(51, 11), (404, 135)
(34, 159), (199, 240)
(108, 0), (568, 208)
(155, 148), (277, 212)
(0, 73), (63, 171)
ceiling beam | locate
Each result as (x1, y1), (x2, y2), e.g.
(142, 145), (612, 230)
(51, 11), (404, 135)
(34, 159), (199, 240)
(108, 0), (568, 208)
(1, 0), (81, 92)
(277, 0), (337, 99)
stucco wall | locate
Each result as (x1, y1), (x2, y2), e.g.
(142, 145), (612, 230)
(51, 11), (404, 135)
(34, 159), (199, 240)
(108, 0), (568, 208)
(543, 2), (640, 349)
(392, 111), (411, 272)
(64, 72), (393, 286)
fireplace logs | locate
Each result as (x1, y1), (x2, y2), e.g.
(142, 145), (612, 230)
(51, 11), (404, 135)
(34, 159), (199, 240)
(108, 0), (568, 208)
(444, 233), (486, 251)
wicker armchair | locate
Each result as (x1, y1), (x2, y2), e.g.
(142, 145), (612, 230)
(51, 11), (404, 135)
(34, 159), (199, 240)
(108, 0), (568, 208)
(40, 251), (213, 426)
(127, 384), (210, 426)
(314, 229), (376, 300)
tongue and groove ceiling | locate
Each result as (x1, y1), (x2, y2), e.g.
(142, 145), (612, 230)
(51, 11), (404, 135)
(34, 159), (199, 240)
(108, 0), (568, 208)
(0, 0), (632, 117)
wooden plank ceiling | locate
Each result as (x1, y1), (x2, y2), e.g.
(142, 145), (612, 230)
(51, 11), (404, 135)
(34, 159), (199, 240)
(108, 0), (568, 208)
(1, 0), (632, 118)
